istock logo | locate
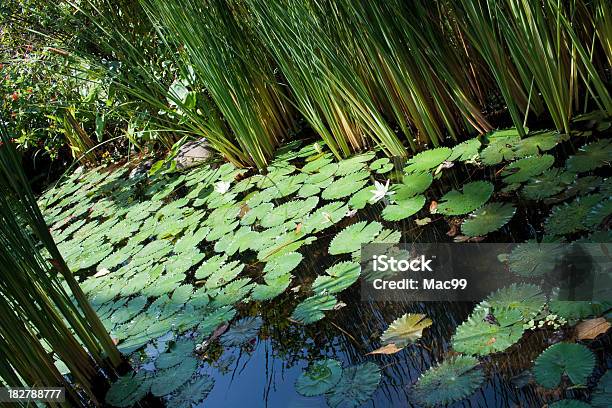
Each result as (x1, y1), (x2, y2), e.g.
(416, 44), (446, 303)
(372, 254), (434, 272)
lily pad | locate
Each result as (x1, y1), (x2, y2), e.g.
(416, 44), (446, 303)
(508, 241), (565, 277)
(452, 308), (524, 355)
(382, 195), (426, 221)
(522, 168), (576, 200)
(534, 343), (595, 388)
(502, 155), (554, 184)
(448, 138), (481, 162)
(566, 139), (612, 173)
(461, 202), (515, 237)
(436, 181), (494, 215)
(220, 316), (263, 346)
(329, 221), (382, 255)
(295, 359), (342, 397)
(394, 173), (432, 200)
(591, 371), (612, 408)
(411, 355), (484, 407)
(167, 374), (215, 408)
(380, 313), (432, 348)
(325, 362), (381, 408)
(312, 261), (360, 294)
(404, 147), (451, 173)
(544, 194), (603, 235)
(291, 294), (337, 324)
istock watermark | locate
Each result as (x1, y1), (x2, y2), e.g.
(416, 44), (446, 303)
(360, 243), (611, 302)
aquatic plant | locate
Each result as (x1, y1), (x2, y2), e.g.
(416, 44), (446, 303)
(436, 181), (494, 215)
(452, 308), (524, 355)
(534, 343), (595, 388)
(382, 195), (426, 222)
(502, 155), (555, 184)
(591, 371), (612, 408)
(544, 194), (603, 236)
(549, 400), (591, 408)
(507, 241), (565, 277)
(479, 284), (546, 319)
(566, 139), (612, 173)
(312, 261), (361, 295)
(461, 202), (516, 237)
(329, 221), (382, 255)
(220, 317), (263, 347)
(404, 147), (451, 173)
(325, 362), (381, 408)
(295, 359), (342, 397)
(380, 313), (432, 348)
(291, 294), (338, 325)
(411, 355), (484, 407)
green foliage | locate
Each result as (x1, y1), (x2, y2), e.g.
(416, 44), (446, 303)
(452, 308), (524, 356)
(291, 294), (337, 325)
(380, 313), (432, 348)
(534, 343), (595, 388)
(591, 371), (612, 408)
(502, 155), (554, 184)
(325, 362), (381, 408)
(436, 181), (494, 215)
(461, 202), (515, 237)
(329, 221), (382, 255)
(404, 147), (451, 173)
(545, 194), (603, 236)
(411, 355), (484, 407)
(566, 139), (612, 173)
(312, 261), (360, 295)
(295, 359), (342, 396)
(548, 400), (591, 408)
(522, 168), (576, 200)
(382, 195), (425, 221)
(507, 242), (565, 277)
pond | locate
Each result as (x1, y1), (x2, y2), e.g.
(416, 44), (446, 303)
(37, 124), (611, 407)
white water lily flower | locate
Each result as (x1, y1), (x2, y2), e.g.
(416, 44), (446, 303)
(214, 180), (231, 194)
(370, 180), (394, 203)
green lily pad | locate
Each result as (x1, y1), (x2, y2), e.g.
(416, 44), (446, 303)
(502, 155), (554, 184)
(479, 284), (545, 319)
(381, 313), (432, 348)
(452, 308), (524, 355)
(404, 147), (451, 173)
(534, 343), (595, 388)
(105, 371), (151, 407)
(507, 241), (565, 277)
(448, 138), (481, 162)
(436, 181), (494, 215)
(566, 139), (612, 173)
(296, 359), (342, 397)
(312, 261), (360, 294)
(167, 374), (214, 408)
(522, 168), (576, 200)
(150, 358), (198, 396)
(382, 195), (426, 221)
(394, 173), (432, 200)
(220, 316), (263, 346)
(411, 355), (484, 407)
(461, 202), (515, 237)
(591, 371), (612, 408)
(325, 362), (381, 408)
(329, 221), (382, 255)
(291, 294), (337, 324)
(321, 172), (370, 200)
(545, 194), (603, 235)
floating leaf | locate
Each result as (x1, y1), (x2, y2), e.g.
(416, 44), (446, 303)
(591, 371), (612, 408)
(480, 284), (546, 319)
(448, 138), (481, 162)
(325, 362), (381, 408)
(150, 358), (198, 396)
(585, 198), (612, 227)
(167, 374), (214, 408)
(534, 343), (595, 388)
(480, 129), (522, 165)
(321, 172), (369, 200)
(369, 157), (394, 174)
(220, 317), (263, 346)
(312, 261), (360, 294)
(513, 131), (563, 157)
(302, 201), (349, 233)
(367, 343), (404, 355)
(329, 221), (382, 255)
(508, 241), (565, 277)
(566, 139), (612, 173)
(295, 359), (342, 397)
(502, 155), (555, 184)
(575, 318), (611, 340)
(522, 168), (576, 200)
(545, 194), (603, 235)
(291, 294), (337, 324)
(394, 173), (432, 200)
(436, 181), (494, 215)
(404, 147), (451, 173)
(411, 355), (484, 407)
(105, 371), (150, 407)
(452, 308), (524, 355)
(461, 202), (515, 237)
(380, 313), (432, 348)
(382, 195), (425, 221)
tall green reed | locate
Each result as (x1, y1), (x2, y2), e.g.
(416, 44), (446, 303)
(0, 122), (120, 406)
